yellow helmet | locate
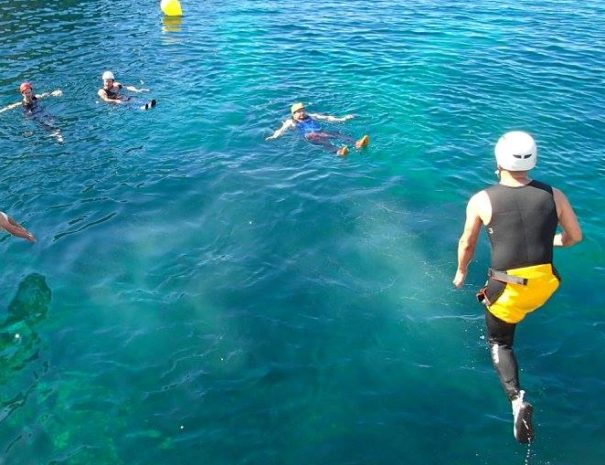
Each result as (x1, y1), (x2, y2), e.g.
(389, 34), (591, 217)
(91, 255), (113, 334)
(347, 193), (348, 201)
(290, 102), (305, 114)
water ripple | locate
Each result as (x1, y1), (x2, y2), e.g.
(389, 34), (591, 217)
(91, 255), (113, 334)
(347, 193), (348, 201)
(1, 1), (605, 464)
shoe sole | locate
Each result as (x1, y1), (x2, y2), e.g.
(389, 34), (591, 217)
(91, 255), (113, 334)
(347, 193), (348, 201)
(142, 99), (157, 111)
(514, 402), (534, 444)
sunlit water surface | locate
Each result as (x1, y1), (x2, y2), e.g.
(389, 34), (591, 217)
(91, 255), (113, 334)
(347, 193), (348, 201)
(1, 1), (604, 464)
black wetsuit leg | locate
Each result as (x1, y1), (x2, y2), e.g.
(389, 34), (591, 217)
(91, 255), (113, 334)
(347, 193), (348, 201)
(35, 114), (57, 133)
(324, 131), (355, 145)
(305, 133), (340, 153)
(25, 107), (58, 134)
(485, 310), (521, 400)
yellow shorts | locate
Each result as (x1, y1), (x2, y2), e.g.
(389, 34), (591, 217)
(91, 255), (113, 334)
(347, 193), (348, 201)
(484, 264), (560, 324)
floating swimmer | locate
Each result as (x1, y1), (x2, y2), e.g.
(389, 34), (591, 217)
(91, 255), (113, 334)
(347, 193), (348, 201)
(0, 82), (64, 143)
(453, 131), (582, 444)
(0, 211), (35, 242)
(266, 102), (369, 157)
(97, 71), (156, 110)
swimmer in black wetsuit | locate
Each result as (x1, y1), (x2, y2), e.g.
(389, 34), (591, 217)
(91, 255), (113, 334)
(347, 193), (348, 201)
(97, 70), (156, 110)
(0, 210), (35, 242)
(0, 82), (64, 143)
(266, 102), (369, 156)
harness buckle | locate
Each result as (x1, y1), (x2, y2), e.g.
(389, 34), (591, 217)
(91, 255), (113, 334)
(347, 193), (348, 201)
(476, 287), (491, 306)
(488, 268), (528, 286)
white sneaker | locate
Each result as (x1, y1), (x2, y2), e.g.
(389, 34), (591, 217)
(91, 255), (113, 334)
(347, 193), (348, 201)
(512, 390), (534, 444)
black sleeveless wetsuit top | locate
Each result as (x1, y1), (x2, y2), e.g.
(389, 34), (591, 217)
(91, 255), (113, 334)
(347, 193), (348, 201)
(485, 180), (558, 271)
(22, 96), (38, 112)
(103, 85), (122, 100)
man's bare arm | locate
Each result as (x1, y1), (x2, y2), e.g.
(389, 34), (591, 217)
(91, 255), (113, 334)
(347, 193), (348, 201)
(453, 193), (484, 288)
(553, 188), (582, 247)
(0, 212), (35, 242)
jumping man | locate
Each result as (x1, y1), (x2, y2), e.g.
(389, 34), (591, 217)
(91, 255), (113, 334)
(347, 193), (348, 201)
(453, 131), (582, 444)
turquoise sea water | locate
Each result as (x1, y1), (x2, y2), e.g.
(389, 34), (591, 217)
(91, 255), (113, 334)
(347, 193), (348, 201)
(1, 1), (604, 464)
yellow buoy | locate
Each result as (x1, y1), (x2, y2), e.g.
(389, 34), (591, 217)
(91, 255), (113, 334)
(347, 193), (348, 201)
(161, 0), (183, 17)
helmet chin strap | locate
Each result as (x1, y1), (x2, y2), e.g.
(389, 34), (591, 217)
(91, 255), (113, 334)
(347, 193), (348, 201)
(494, 166), (502, 180)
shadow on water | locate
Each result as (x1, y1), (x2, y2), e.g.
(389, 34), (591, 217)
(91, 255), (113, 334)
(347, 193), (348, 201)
(0, 273), (52, 421)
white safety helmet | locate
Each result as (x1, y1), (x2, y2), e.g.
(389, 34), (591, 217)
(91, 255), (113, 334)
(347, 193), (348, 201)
(102, 70), (115, 81)
(495, 131), (537, 171)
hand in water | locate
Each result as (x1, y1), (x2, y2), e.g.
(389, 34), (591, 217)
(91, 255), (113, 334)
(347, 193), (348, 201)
(51, 89), (63, 97)
(10, 227), (35, 242)
(1, 214), (36, 242)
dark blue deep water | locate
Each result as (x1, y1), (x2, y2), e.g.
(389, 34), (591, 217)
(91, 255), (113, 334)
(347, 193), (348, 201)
(1, 1), (604, 464)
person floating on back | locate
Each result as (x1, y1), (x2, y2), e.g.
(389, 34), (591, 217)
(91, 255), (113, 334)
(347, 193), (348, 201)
(97, 71), (156, 110)
(0, 82), (64, 143)
(266, 102), (369, 156)
(0, 211), (35, 242)
(453, 131), (582, 444)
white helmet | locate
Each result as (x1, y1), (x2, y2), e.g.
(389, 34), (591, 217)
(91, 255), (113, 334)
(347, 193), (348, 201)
(102, 70), (115, 81)
(495, 131), (537, 171)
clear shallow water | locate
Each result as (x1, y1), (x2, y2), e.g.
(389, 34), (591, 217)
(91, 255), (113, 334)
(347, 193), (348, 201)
(1, 1), (604, 464)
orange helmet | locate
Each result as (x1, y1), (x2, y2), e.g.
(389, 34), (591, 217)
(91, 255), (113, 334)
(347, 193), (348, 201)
(19, 82), (32, 93)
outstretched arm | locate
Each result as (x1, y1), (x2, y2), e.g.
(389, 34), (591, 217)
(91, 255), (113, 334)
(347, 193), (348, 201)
(266, 119), (295, 140)
(36, 89), (63, 99)
(0, 102), (22, 114)
(553, 188), (582, 247)
(124, 84), (150, 93)
(453, 193), (484, 288)
(309, 112), (354, 123)
(0, 211), (35, 242)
